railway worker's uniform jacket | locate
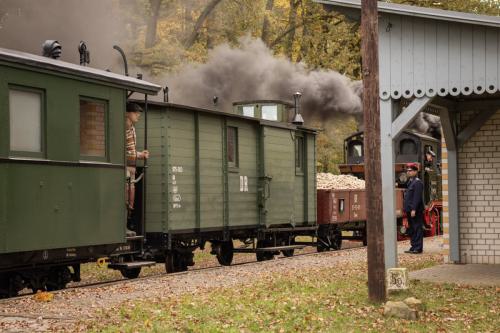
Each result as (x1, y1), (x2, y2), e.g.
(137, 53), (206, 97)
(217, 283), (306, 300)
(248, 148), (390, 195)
(404, 177), (424, 253)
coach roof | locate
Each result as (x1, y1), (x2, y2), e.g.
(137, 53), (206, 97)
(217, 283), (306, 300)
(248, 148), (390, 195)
(0, 47), (161, 95)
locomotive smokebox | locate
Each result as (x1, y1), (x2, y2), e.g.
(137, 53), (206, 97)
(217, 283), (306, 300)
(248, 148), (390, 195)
(42, 40), (62, 59)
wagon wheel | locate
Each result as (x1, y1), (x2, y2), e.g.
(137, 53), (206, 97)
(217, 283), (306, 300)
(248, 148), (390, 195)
(256, 240), (274, 261)
(429, 207), (441, 236)
(330, 229), (342, 251)
(45, 266), (72, 291)
(165, 252), (187, 273)
(281, 236), (295, 257)
(216, 241), (234, 266)
(120, 267), (141, 279)
(0, 274), (16, 299)
(317, 228), (330, 252)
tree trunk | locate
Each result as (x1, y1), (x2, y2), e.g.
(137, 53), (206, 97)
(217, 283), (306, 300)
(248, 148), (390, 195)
(261, 0), (274, 46)
(184, 0), (223, 48)
(145, 0), (162, 48)
(296, 1), (309, 63)
(284, 0), (300, 60)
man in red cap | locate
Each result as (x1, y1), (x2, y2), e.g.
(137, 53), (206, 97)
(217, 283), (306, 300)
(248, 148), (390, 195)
(403, 162), (424, 253)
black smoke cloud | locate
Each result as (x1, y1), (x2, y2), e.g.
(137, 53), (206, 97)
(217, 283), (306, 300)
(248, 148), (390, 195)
(165, 37), (362, 119)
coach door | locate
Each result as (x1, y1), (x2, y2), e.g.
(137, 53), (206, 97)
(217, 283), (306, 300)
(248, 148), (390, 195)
(259, 126), (295, 228)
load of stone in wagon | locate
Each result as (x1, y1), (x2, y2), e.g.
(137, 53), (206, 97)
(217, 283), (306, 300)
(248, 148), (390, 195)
(316, 173), (365, 190)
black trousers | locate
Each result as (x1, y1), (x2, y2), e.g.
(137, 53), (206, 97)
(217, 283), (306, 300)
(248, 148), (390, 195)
(408, 211), (424, 252)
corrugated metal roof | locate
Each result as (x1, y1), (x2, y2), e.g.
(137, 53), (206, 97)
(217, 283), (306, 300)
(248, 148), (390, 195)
(316, 0), (500, 28)
(0, 47), (161, 95)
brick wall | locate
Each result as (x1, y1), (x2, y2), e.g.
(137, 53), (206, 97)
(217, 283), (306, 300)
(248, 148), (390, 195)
(456, 109), (500, 264)
(80, 100), (106, 157)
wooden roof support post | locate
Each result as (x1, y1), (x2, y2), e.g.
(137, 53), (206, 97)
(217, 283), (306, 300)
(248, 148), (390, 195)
(439, 107), (460, 263)
(381, 99), (398, 271)
(361, 0), (386, 303)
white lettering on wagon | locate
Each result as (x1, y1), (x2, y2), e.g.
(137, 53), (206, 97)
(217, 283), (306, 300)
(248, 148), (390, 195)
(240, 176), (249, 192)
(171, 166), (183, 209)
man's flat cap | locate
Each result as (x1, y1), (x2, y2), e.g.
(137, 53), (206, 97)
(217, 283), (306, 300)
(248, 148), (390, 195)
(126, 103), (143, 113)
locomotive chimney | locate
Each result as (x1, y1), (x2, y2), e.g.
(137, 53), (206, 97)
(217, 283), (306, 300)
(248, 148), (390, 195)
(78, 41), (90, 66)
(292, 92), (304, 125)
(163, 86), (169, 102)
(42, 40), (62, 59)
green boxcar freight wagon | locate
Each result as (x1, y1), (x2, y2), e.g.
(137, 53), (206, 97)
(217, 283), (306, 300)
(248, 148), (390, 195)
(133, 100), (317, 271)
(0, 47), (160, 296)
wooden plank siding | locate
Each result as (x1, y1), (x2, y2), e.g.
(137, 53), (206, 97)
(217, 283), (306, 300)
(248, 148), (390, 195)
(142, 104), (317, 235)
(263, 127), (295, 227)
(378, 15), (499, 100)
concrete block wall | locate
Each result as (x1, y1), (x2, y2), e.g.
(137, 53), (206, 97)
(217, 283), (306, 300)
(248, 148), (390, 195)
(457, 109), (500, 264)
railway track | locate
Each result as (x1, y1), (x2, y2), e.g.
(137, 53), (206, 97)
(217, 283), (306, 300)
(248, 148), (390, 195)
(0, 243), (366, 306)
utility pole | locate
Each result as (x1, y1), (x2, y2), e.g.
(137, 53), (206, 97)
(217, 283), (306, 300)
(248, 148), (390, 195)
(361, 0), (386, 302)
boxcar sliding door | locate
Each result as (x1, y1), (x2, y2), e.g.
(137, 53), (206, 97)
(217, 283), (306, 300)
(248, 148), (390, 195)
(259, 125), (295, 228)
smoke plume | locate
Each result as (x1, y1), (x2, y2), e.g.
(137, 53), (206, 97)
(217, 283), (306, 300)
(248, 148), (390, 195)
(410, 112), (441, 139)
(164, 37), (362, 119)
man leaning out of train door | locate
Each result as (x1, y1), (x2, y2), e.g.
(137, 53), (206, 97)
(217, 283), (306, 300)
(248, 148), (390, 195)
(125, 103), (150, 237)
(404, 162), (424, 254)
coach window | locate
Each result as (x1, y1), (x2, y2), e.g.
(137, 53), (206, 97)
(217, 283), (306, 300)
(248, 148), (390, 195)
(295, 135), (304, 174)
(242, 106), (255, 117)
(348, 140), (363, 157)
(400, 138), (417, 155)
(261, 105), (278, 121)
(227, 126), (238, 168)
(80, 98), (107, 161)
(9, 87), (44, 157)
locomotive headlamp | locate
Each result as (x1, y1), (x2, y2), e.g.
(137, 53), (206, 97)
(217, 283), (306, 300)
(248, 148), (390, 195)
(292, 92), (304, 125)
(398, 172), (408, 184)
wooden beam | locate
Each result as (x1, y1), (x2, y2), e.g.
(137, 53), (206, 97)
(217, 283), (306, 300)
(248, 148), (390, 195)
(439, 108), (457, 151)
(361, 0), (386, 303)
(391, 97), (433, 138)
(431, 97), (457, 111)
(457, 108), (499, 147)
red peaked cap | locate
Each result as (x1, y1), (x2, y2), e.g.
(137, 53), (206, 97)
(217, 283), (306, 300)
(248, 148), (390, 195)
(406, 162), (419, 171)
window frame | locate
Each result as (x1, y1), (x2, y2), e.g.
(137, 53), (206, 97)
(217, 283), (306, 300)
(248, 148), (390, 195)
(8, 85), (46, 159)
(227, 126), (239, 171)
(79, 96), (109, 162)
(295, 134), (305, 175)
(261, 104), (279, 121)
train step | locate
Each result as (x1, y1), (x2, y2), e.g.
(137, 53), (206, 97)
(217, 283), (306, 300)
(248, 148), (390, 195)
(233, 244), (305, 253)
(293, 241), (317, 246)
(125, 235), (144, 241)
(108, 261), (156, 270)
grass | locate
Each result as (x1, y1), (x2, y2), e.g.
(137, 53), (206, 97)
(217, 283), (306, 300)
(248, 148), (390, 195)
(86, 254), (499, 333)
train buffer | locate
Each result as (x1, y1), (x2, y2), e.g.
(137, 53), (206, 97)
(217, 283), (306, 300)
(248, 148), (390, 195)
(233, 244), (305, 253)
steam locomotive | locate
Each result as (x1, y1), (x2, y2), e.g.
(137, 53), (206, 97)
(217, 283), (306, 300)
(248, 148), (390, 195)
(316, 129), (443, 248)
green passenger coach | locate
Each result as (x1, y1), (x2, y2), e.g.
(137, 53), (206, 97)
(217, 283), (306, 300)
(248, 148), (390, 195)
(133, 100), (317, 271)
(0, 47), (160, 296)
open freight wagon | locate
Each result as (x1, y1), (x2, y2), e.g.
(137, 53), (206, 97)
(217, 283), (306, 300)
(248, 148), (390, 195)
(316, 188), (405, 248)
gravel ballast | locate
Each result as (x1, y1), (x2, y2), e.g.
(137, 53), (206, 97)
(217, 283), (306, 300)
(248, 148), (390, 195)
(0, 237), (443, 332)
